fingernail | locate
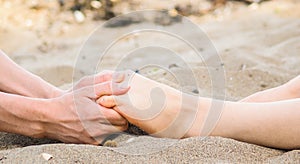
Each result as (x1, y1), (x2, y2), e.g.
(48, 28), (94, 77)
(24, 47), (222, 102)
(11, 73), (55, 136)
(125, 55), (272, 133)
(99, 97), (105, 102)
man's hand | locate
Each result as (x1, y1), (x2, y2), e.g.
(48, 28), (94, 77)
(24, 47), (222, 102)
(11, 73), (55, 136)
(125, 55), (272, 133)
(42, 79), (129, 145)
(53, 70), (125, 97)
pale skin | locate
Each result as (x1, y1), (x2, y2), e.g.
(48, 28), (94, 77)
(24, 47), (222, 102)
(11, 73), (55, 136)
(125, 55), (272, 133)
(99, 71), (300, 150)
(1, 49), (299, 149)
(0, 50), (129, 144)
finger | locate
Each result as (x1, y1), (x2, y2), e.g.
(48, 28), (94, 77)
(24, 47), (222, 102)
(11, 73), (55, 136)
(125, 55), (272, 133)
(83, 81), (130, 99)
(99, 107), (128, 126)
(74, 71), (125, 90)
(95, 71), (125, 83)
(97, 96), (117, 108)
(105, 124), (128, 133)
(74, 71), (113, 89)
(93, 82), (130, 98)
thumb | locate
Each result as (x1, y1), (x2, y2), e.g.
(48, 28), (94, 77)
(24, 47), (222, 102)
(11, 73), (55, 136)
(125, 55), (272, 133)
(97, 96), (117, 108)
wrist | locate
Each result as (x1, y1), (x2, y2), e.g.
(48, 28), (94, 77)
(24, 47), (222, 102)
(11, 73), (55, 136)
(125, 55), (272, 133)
(29, 98), (50, 138)
(21, 97), (55, 138)
(38, 97), (66, 138)
(14, 96), (64, 139)
(0, 93), (51, 138)
(30, 75), (65, 99)
(153, 90), (201, 139)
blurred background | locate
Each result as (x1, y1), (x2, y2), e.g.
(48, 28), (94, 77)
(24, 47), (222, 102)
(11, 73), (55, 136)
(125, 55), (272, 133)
(0, 0), (299, 100)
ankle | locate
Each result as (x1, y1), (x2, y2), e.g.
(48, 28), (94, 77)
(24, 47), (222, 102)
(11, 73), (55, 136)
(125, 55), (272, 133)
(150, 90), (200, 139)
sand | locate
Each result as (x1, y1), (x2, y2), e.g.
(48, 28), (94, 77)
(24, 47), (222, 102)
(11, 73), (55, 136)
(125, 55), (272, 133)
(0, 0), (300, 163)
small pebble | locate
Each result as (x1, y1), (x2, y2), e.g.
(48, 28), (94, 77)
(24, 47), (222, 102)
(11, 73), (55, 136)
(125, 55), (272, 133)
(240, 64), (247, 70)
(103, 140), (118, 147)
(90, 0), (102, 9)
(126, 138), (135, 143)
(192, 89), (199, 94)
(260, 84), (267, 88)
(169, 63), (179, 69)
(74, 10), (85, 23)
(0, 156), (7, 161)
(42, 153), (53, 161)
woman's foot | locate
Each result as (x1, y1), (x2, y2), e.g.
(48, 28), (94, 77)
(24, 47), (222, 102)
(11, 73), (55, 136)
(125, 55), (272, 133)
(98, 70), (206, 139)
(99, 71), (300, 140)
(241, 75), (300, 102)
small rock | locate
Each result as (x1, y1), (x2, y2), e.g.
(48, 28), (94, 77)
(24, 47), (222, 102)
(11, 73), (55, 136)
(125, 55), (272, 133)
(260, 84), (267, 88)
(154, 10), (182, 26)
(37, 41), (52, 53)
(246, 0), (265, 3)
(103, 140), (118, 147)
(103, 10), (115, 20)
(90, 0), (102, 9)
(0, 156), (7, 161)
(126, 138), (135, 143)
(240, 64), (247, 71)
(134, 69), (140, 74)
(192, 89), (199, 94)
(168, 63), (179, 69)
(42, 153), (53, 161)
(104, 16), (143, 28)
(174, 4), (193, 16)
(168, 9), (179, 17)
(58, 0), (64, 7)
(74, 10), (85, 23)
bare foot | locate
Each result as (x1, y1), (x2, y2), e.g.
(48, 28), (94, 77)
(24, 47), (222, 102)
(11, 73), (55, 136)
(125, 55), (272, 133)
(241, 75), (300, 102)
(98, 72), (300, 139)
(98, 70), (205, 139)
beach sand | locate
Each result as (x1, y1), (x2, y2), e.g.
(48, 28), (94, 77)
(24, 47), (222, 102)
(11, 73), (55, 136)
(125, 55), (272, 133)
(0, 0), (300, 163)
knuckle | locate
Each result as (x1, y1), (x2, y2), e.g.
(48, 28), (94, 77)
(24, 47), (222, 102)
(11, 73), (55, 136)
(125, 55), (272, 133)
(76, 127), (87, 135)
(105, 81), (113, 93)
(122, 120), (129, 127)
(100, 108), (110, 117)
(121, 122), (129, 131)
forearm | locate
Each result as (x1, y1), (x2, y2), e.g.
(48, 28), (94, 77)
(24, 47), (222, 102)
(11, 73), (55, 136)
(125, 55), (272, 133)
(188, 97), (300, 149)
(219, 100), (300, 149)
(0, 50), (62, 98)
(0, 91), (47, 138)
(240, 75), (300, 103)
